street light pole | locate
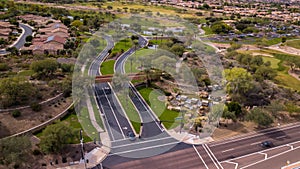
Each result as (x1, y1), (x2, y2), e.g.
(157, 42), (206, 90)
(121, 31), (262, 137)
(80, 129), (87, 169)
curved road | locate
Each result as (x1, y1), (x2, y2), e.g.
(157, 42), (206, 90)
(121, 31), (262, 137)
(0, 23), (32, 55)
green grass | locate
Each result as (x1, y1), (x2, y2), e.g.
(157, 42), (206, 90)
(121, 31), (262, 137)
(116, 93), (141, 133)
(201, 26), (214, 35)
(262, 56), (280, 69)
(90, 95), (104, 130)
(125, 48), (156, 73)
(255, 49), (300, 91)
(35, 112), (92, 143)
(137, 87), (180, 129)
(149, 39), (170, 45)
(17, 70), (34, 76)
(78, 107), (99, 141)
(100, 60), (115, 75)
(275, 71), (300, 91)
(265, 38), (282, 46)
(286, 39), (300, 49)
(110, 38), (133, 57)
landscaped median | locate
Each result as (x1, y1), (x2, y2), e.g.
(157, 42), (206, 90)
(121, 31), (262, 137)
(100, 60), (116, 75)
(116, 93), (141, 134)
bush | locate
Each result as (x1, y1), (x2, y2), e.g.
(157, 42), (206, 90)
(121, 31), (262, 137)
(32, 149), (41, 156)
(0, 63), (9, 71)
(11, 110), (21, 118)
(30, 102), (42, 112)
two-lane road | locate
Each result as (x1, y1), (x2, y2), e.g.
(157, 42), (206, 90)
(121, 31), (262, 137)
(0, 23), (32, 55)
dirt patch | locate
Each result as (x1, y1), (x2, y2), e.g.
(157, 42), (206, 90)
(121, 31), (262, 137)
(252, 52), (274, 57)
(212, 121), (257, 141)
(0, 97), (72, 138)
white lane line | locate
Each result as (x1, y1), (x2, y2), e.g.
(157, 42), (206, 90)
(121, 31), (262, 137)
(222, 140), (300, 163)
(222, 148), (235, 153)
(250, 141), (262, 145)
(202, 144), (220, 169)
(221, 161), (238, 169)
(210, 123), (300, 147)
(276, 135), (287, 139)
(101, 87), (126, 139)
(204, 144), (224, 169)
(109, 141), (179, 156)
(258, 152), (268, 160)
(110, 138), (128, 142)
(240, 147), (300, 169)
(193, 145), (209, 169)
(130, 84), (164, 132)
(95, 86), (115, 141)
(112, 136), (173, 148)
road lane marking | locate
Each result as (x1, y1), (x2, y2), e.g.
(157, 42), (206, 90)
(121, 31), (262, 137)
(112, 136), (173, 148)
(240, 147), (300, 169)
(193, 145), (209, 169)
(210, 123), (300, 147)
(258, 152), (268, 159)
(202, 144), (223, 169)
(110, 138), (128, 142)
(221, 161), (238, 169)
(101, 87), (126, 139)
(276, 135), (287, 139)
(222, 140), (300, 163)
(129, 84), (164, 132)
(222, 148), (235, 153)
(109, 141), (179, 155)
(250, 141), (261, 145)
(95, 86), (115, 141)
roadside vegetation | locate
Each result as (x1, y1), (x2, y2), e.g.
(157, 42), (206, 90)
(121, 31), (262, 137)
(137, 87), (180, 129)
(100, 60), (116, 75)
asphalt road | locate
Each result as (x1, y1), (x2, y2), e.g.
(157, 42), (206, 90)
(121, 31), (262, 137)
(0, 23), (32, 55)
(103, 124), (300, 169)
(114, 35), (165, 138)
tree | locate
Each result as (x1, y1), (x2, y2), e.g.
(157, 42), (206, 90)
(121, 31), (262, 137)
(25, 35), (33, 42)
(281, 36), (287, 43)
(211, 22), (233, 34)
(0, 136), (32, 166)
(266, 101), (285, 117)
(226, 101), (242, 118)
(222, 109), (237, 124)
(247, 108), (273, 127)
(225, 67), (253, 95)
(39, 123), (75, 154)
(30, 59), (58, 78)
(170, 44), (185, 56)
(71, 20), (83, 28)
(254, 66), (277, 81)
(0, 77), (37, 107)
(203, 3), (210, 9)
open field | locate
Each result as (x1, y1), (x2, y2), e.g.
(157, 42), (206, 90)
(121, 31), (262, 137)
(137, 87), (180, 129)
(103, 1), (197, 18)
(239, 49), (300, 91)
(100, 60), (115, 75)
(262, 56), (280, 69)
(286, 39), (300, 49)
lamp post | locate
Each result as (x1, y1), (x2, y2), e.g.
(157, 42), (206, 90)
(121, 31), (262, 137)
(80, 129), (87, 169)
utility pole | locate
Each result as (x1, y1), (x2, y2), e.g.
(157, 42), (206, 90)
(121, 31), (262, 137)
(80, 129), (87, 169)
